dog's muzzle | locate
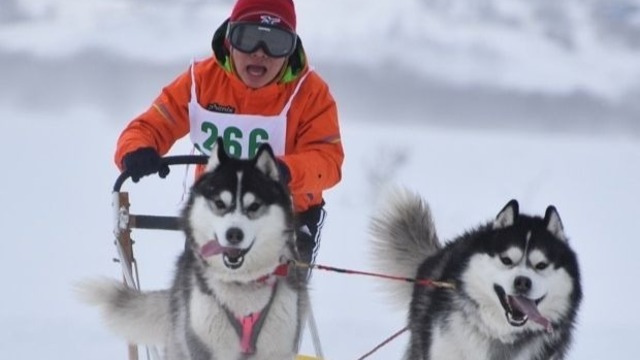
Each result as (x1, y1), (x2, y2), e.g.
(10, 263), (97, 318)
(199, 237), (254, 270)
(222, 243), (253, 270)
(493, 284), (552, 331)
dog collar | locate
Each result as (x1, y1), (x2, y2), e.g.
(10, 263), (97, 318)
(255, 263), (289, 284)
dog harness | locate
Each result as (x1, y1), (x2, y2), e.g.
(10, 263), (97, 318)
(188, 61), (313, 159)
(195, 264), (290, 355)
(225, 281), (279, 354)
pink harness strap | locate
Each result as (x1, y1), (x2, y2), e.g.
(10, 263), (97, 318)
(212, 265), (288, 354)
(225, 280), (280, 354)
(238, 312), (262, 354)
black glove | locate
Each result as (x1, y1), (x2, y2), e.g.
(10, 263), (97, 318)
(121, 147), (170, 183)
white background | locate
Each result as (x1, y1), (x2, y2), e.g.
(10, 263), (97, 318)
(1, 1), (639, 359)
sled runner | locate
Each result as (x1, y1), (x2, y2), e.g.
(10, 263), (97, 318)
(111, 155), (323, 360)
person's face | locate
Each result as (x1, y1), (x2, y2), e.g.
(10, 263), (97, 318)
(231, 47), (287, 89)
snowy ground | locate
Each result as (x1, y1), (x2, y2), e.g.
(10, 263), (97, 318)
(1, 105), (638, 359)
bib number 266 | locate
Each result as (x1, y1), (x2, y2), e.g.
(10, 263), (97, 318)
(196, 123), (269, 159)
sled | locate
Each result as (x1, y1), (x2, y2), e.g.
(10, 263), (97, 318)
(111, 155), (324, 360)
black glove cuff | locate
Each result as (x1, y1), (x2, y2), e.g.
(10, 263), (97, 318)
(122, 147), (168, 182)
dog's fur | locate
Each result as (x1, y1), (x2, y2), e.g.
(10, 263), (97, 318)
(79, 139), (309, 360)
(370, 188), (582, 360)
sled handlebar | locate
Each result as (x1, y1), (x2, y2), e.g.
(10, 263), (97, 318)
(112, 155), (209, 192)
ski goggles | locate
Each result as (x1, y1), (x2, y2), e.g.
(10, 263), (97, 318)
(227, 22), (297, 58)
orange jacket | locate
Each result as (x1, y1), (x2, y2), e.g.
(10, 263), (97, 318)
(115, 25), (343, 212)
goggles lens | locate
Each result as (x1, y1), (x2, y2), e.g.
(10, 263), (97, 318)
(228, 22), (297, 58)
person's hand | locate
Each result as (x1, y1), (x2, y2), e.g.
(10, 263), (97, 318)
(121, 147), (170, 183)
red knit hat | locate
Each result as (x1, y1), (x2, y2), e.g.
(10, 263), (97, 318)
(229, 0), (296, 32)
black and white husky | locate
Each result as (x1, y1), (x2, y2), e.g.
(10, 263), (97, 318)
(370, 188), (582, 360)
(80, 140), (308, 359)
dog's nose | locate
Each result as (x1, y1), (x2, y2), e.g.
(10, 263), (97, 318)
(514, 276), (532, 294)
(226, 227), (244, 245)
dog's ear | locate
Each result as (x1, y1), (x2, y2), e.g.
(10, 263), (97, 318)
(205, 137), (228, 172)
(494, 199), (519, 229)
(544, 205), (568, 242)
(254, 143), (280, 182)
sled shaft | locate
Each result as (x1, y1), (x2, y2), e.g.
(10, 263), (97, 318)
(114, 192), (140, 360)
(130, 215), (181, 231)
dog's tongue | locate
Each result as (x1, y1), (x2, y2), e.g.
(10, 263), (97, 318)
(200, 240), (224, 257)
(200, 240), (245, 258)
(509, 295), (552, 332)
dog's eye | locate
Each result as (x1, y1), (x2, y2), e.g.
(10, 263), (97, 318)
(214, 200), (226, 210)
(535, 262), (549, 271)
(500, 256), (514, 266)
(246, 203), (261, 213)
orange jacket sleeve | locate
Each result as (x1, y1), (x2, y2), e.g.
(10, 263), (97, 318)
(114, 71), (192, 170)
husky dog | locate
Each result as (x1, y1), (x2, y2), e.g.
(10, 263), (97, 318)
(80, 139), (308, 360)
(370, 188), (582, 360)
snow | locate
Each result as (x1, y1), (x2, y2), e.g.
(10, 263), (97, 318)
(2, 0), (640, 100)
(1, 0), (639, 359)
